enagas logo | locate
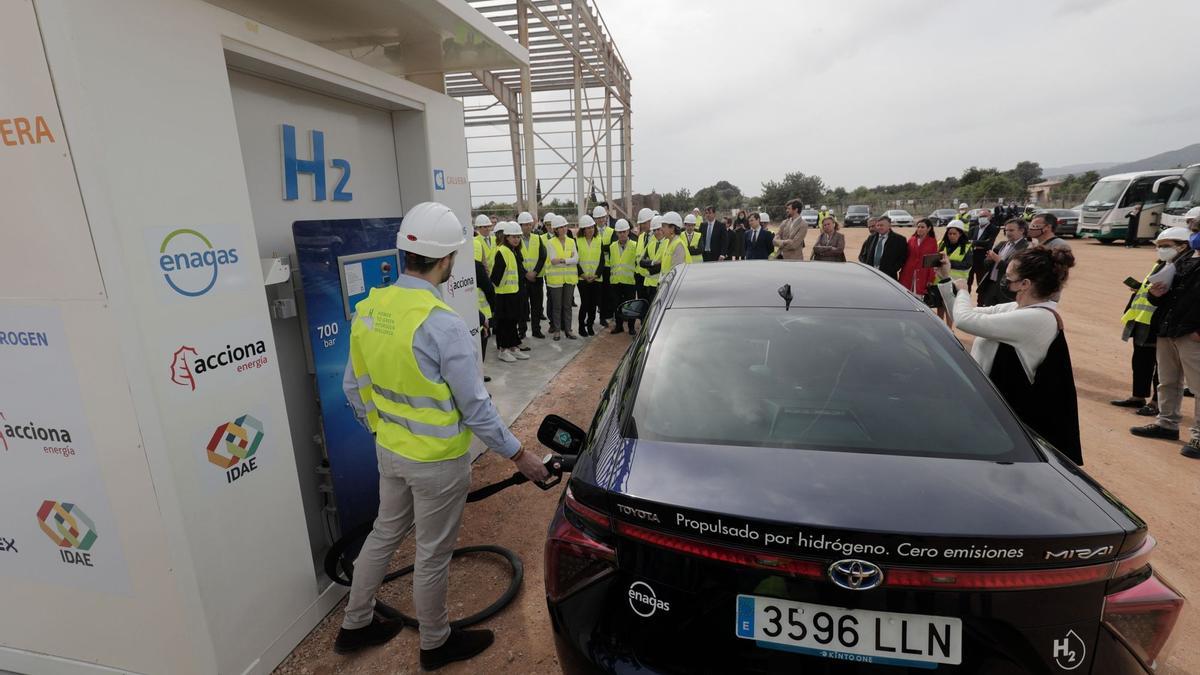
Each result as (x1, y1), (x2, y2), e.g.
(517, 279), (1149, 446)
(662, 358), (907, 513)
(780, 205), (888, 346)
(157, 228), (239, 297)
(37, 501), (98, 567)
(170, 340), (269, 391)
(1, 411), (77, 459)
(206, 414), (264, 484)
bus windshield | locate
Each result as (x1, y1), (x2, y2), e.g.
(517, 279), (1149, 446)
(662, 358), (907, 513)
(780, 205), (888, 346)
(1082, 179), (1129, 211)
(1166, 166), (1200, 215)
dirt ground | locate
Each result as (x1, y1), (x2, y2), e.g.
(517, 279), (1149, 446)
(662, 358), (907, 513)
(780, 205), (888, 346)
(276, 226), (1199, 674)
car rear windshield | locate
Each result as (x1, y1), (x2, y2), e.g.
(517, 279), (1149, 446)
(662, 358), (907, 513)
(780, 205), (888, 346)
(848, 206), (868, 214)
(628, 308), (1036, 461)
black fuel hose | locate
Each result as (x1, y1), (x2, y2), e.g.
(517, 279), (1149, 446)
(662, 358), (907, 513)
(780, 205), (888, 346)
(322, 455), (567, 628)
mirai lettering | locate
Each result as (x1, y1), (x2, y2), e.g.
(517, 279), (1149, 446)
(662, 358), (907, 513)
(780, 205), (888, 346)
(1045, 546), (1115, 562)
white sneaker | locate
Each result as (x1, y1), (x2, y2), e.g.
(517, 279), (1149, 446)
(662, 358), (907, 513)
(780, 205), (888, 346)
(498, 351), (517, 363)
(513, 351), (530, 360)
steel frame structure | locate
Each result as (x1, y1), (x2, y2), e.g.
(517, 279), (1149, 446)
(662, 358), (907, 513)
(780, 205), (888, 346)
(445, 0), (632, 220)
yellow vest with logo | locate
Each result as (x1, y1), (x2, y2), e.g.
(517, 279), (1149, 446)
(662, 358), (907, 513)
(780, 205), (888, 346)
(608, 240), (637, 285)
(349, 286), (472, 462)
(577, 235), (603, 277)
(494, 246), (520, 295)
(546, 237), (578, 287)
(1121, 268), (1158, 326)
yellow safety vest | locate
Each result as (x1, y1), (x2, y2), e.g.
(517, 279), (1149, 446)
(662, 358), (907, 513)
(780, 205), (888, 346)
(494, 246), (520, 295)
(600, 227), (614, 249)
(1121, 268), (1158, 326)
(474, 234), (497, 272)
(545, 237), (578, 288)
(520, 234), (542, 273)
(577, 235), (603, 277)
(349, 286), (472, 462)
(638, 233), (663, 286)
(683, 230), (701, 260)
(938, 241), (973, 282)
(608, 240), (637, 285)
(659, 235), (691, 277)
(476, 287), (492, 320)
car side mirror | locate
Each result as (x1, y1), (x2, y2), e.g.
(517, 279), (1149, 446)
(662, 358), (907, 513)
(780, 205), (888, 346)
(618, 298), (649, 321)
(538, 415), (586, 455)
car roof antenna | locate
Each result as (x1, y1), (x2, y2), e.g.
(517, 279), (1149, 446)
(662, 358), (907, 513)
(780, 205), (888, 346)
(778, 283), (793, 311)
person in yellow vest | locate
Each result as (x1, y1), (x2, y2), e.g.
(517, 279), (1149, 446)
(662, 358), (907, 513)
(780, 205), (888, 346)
(472, 214), (496, 273)
(545, 215), (579, 340)
(637, 215), (666, 303)
(576, 214), (605, 336)
(935, 220), (973, 326)
(607, 219), (639, 334)
(632, 207), (655, 303)
(490, 223), (529, 362)
(593, 205), (615, 327)
(1112, 228), (1190, 414)
(682, 213), (703, 262)
(516, 212), (547, 340)
(818, 205), (832, 224)
(337, 202), (548, 665)
(654, 212), (691, 279)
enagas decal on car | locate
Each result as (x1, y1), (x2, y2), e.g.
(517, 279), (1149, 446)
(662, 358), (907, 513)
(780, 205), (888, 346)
(628, 581), (669, 618)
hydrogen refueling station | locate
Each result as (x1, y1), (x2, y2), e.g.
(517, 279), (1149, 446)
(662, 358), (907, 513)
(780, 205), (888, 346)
(0, 1), (531, 672)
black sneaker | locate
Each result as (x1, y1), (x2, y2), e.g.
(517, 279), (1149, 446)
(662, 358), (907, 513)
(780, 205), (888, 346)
(1130, 424), (1179, 440)
(611, 326), (624, 334)
(1136, 404), (1160, 417)
(1110, 397), (1146, 409)
(532, 330), (545, 339)
(1182, 440), (1200, 459)
(420, 628), (494, 671)
(1186, 388), (1195, 398)
(333, 617), (403, 654)
(600, 319), (609, 327)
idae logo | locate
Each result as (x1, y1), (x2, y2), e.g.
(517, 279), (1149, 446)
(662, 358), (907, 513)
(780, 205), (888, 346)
(206, 414), (264, 484)
(1, 411), (77, 459)
(151, 227), (242, 298)
(37, 500), (98, 567)
(170, 339), (269, 391)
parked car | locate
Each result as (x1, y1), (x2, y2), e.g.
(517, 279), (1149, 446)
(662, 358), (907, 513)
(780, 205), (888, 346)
(884, 209), (913, 225)
(844, 205), (870, 227)
(800, 209), (819, 226)
(929, 208), (958, 226)
(542, 261), (1183, 675)
(1036, 208), (1082, 237)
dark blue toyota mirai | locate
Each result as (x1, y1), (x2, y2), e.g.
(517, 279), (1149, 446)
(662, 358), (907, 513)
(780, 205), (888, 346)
(539, 262), (1183, 673)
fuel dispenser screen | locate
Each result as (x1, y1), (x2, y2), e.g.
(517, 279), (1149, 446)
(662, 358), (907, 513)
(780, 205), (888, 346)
(293, 218), (402, 534)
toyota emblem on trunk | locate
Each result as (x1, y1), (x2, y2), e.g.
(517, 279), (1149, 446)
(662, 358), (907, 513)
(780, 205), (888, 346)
(828, 559), (884, 591)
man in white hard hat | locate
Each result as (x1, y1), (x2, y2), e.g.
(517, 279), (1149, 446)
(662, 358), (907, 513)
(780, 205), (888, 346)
(957, 202), (969, 222)
(607, 219), (638, 334)
(516, 212), (547, 339)
(338, 203), (548, 665)
(682, 213), (703, 262)
(472, 214), (496, 273)
(592, 205), (615, 327)
(634, 208), (655, 298)
(638, 216), (666, 302)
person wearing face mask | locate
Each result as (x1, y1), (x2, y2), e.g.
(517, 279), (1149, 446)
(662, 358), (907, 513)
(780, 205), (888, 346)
(1112, 229), (1191, 416)
(935, 247), (1082, 464)
(1130, 226), (1200, 458)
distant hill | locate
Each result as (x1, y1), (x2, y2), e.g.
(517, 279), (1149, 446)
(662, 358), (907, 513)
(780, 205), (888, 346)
(1043, 161), (1120, 178)
(1101, 143), (1200, 175)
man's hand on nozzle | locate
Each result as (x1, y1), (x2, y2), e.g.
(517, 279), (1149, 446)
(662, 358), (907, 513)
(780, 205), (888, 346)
(512, 448), (550, 482)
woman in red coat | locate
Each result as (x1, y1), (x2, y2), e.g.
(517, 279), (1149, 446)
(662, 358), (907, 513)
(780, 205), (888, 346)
(899, 218), (939, 301)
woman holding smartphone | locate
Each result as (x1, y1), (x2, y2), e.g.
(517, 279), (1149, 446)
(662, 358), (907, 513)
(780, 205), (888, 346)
(899, 218), (940, 303)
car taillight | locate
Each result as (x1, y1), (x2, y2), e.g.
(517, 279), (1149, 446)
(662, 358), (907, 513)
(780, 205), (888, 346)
(1103, 573), (1184, 670)
(616, 521), (824, 579)
(544, 488), (616, 602)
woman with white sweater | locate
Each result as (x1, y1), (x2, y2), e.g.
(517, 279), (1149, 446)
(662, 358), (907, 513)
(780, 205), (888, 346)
(936, 246), (1082, 464)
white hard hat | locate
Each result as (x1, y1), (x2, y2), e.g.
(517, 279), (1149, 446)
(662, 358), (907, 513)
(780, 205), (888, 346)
(1186, 206), (1200, 221)
(946, 219), (966, 232)
(661, 211), (683, 229)
(517, 211), (533, 225)
(613, 219), (631, 232)
(1157, 227), (1192, 243)
(759, 212), (771, 223)
(543, 212), (556, 224)
(683, 213), (697, 225)
(473, 214), (491, 228)
(578, 214), (595, 228)
(551, 215), (568, 229)
(649, 215), (663, 230)
(820, 205), (827, 210)
(496, 222), (519, 236)
(637, 207), (655, 224)
(958, 203), (968, 210)
(592, 205), (608, 219)
(397, 202), (466, 259)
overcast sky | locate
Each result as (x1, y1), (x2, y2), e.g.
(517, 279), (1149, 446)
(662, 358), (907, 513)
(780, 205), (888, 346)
(595, 0), (1200, 196)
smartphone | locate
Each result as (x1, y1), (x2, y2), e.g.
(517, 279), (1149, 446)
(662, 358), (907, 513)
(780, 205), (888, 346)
(1123, 276), (1141, 290)
(922, 253), (942, 268)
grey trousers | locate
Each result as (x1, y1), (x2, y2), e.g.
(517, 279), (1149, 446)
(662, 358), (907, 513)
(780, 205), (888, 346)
(547, 283), (574, 333)
(1156, 336), (1200, 439)
(342, 447), (470, 650)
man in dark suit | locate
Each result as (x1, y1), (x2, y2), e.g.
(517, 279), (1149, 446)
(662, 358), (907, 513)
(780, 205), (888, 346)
(744, 212), (774, 260)
(976, 218), (1031, 306)
(857, 215), (907, 279)
(967, 208), (999, 292)
(699, 205), (729, 261)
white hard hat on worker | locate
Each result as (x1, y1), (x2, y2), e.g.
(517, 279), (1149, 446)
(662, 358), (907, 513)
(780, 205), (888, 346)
(397, 202), (467, 259)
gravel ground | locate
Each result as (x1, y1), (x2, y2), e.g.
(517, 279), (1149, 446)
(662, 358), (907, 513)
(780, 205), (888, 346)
(276, 227), (1199, 674)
